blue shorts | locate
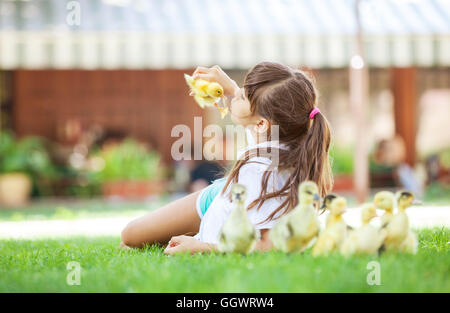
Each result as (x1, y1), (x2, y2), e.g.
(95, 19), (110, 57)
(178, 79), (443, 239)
(196, 178), (227, 218)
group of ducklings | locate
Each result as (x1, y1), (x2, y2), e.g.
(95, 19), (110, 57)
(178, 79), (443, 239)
(218, 181), (419, 256)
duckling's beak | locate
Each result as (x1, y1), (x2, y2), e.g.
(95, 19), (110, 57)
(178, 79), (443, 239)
(314, 194), (320, 201)
(412, 199), (423, 205)
(320, 202), (327, 210)
(235, 193), (241, 200)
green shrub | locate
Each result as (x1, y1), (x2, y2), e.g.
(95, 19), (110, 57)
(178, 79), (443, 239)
(0, 131), (58, 196)
(93, 139), (164, 182)
(0, 131), (55, 176)
(330, 145), (354, 175)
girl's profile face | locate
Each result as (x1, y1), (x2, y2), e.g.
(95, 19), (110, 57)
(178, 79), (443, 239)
(230, 88), (253, 126)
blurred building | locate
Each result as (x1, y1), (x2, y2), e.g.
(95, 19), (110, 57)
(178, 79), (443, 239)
(0, 0), (449, 165)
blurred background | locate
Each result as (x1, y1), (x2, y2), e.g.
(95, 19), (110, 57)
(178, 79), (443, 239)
(0, 0), (449, 232)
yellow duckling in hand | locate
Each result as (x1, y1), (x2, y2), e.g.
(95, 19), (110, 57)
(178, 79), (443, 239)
(184, 74), (228, 118)
(340, 203), (385, 256)
(217, 184), (260, 254)
(312, 197), (348, 257)
(269, 181), (320, 253)
(374, 191), (395, 228)
(397, 191), (419, 254)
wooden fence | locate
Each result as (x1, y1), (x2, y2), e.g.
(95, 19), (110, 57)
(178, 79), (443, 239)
(12, 70), (204, 163)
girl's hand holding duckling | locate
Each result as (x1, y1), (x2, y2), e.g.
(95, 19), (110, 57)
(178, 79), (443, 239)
(192, 65), (239, 97)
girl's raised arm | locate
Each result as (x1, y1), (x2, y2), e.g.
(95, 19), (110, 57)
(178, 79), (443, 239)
(192, 65), (239, 97)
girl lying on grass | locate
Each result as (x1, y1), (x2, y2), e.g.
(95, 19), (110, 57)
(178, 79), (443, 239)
(121, 61), (333, 254)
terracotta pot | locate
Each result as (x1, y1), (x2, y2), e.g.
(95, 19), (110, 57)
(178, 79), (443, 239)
(0, 173), (32, 207)
(332, 174), (354, 192)
(102, 180), (165, 198)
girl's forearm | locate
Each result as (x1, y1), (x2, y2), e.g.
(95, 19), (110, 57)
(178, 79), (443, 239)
(223, 77), (239, 98)
(224, 95), (233, 109)
(224, 88), (238, 109)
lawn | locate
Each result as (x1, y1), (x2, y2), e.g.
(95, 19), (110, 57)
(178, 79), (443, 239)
(1, 228), (449, 292)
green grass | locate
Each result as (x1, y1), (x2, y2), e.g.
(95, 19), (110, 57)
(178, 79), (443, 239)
(1, 228), (449, 292)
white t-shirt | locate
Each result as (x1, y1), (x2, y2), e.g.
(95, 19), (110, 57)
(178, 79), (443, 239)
(194, 140), (291, 244)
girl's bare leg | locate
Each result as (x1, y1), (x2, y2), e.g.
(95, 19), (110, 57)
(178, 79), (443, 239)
(121, 191), (201, 248)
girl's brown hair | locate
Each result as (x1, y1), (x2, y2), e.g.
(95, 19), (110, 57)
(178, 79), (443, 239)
(222, 61), (333, 223)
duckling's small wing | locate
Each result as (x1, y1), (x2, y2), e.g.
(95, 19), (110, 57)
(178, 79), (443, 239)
(286, 221), (295, 237)
(269, 220), (290, 251)
(194, 94), (215, 108)
(250, 227), (261, 246)
(217, 229), (228, 252)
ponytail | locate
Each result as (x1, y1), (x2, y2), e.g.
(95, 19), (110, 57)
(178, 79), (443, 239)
(294, 112), (333, 196)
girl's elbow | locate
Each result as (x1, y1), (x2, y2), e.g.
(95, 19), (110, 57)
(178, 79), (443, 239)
(121, 223), (141, 248)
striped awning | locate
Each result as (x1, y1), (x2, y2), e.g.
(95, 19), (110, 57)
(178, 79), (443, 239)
(0, 0), (449, 69)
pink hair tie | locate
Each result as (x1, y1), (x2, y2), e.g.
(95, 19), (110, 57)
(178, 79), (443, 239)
(309, 107), (321, 119)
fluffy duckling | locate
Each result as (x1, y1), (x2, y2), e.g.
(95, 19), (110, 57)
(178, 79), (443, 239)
(184, 74), (228, 118)
(340, 203), (385, 256)
(217, 184), (260, 254)
(269, 181), (320, 253)
(381, 191), (414, 252)
(312, 197), (348, 257)
(374, 191), (395, 228)
(322, 193), (353, 231)
(396, 191), (419, 254)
